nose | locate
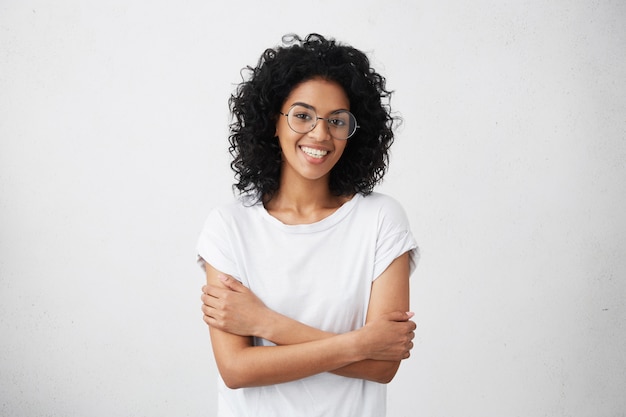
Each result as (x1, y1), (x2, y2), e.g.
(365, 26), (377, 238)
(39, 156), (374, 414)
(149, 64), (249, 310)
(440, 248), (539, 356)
(308, 117), (332, 141)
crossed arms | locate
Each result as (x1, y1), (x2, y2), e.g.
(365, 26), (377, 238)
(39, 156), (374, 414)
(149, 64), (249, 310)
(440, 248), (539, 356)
(200, 252), (416, 389)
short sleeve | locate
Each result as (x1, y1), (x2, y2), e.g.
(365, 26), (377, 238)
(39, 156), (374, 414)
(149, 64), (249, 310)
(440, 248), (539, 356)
(372, 196), (419, 280)
(196, 207), (240, 278)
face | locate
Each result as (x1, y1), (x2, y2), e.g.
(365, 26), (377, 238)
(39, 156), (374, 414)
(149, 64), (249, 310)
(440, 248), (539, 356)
(276, 78), (350, 184)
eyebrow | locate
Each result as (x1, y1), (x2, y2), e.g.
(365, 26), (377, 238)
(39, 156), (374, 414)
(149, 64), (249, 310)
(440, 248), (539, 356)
(289, 101), (350, 113)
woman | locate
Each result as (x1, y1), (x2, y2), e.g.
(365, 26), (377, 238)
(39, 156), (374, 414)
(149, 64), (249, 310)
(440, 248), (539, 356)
(197, 33), (419, 417)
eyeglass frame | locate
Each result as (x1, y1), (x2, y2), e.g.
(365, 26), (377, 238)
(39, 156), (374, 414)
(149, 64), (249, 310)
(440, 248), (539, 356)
(279, 103), (360, 140)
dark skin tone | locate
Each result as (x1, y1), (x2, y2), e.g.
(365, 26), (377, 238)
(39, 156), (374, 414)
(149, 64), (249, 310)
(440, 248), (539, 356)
(200, 79), (415, 388)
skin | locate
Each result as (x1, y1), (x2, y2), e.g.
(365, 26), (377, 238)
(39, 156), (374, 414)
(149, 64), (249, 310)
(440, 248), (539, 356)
(269, 77), (352, 224)
(200, 78), (416, 388)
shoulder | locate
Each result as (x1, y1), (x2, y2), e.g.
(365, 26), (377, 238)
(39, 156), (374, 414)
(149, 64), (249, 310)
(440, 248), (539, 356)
(358, 192), (409, 220)
(353, 192), (413, 236)
(360, 191), (402, 207)
(209, 194), (259, 216)
(202, 195), (261, 227)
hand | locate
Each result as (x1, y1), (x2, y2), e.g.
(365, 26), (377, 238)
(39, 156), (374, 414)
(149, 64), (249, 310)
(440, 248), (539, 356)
(357, 311), (416, 361)
(201, 275), (268, 337)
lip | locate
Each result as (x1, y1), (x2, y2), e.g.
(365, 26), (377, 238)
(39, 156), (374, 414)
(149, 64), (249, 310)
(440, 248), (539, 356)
(299, 145), (332, 163)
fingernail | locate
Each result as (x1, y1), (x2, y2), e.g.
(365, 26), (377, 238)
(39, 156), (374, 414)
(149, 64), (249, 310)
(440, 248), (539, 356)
(406, 312), (415, 318)
(218, 274), (227, 282)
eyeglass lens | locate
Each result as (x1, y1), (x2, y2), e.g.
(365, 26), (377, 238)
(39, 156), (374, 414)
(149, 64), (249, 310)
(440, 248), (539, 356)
(286, 105), (357, 140)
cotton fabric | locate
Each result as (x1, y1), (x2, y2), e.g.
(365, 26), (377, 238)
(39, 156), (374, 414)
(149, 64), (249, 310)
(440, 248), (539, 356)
(197, 192), (418, 417)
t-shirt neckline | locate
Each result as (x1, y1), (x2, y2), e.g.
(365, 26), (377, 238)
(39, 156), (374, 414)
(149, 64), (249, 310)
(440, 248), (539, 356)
(255, 193), (362, 233)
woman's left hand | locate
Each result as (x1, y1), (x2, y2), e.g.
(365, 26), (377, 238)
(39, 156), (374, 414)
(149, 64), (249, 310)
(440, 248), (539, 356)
(201, 275), (268, 337)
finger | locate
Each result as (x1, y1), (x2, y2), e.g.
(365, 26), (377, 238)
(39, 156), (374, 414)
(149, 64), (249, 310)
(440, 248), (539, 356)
(200, 291), (216, 303)
(203, 285), (227, 299)
(218, 274), (246, 292)
(201, 293), (220, 309)
(383, 311), (414, 322)
(203, 312), (219, 327)
(202, 304), (224, 324)
(201, 303), (213, 316)
(380, 311), (403, 321)
(200, 292), (211, 304)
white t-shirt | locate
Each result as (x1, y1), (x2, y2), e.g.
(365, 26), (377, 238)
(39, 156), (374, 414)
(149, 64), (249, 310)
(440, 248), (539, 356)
(197, 192), (418, 417)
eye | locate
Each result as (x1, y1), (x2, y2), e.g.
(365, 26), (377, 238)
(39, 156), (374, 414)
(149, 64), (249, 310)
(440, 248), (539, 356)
(328, 118), (346, 127)
(294, 112), (313, 121)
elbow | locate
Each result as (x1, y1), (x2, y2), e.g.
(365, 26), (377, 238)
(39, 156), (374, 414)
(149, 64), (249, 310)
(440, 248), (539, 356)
(222, 376), (244, 390)
(374, 361), (401, 384)
(375, 374), (395, 385)
(219, 365), (252, 390)
(376, 375), (395, 385)
(219, 361), (265, 389)
(214, 345), (265, 389)
(216, 361), (248, 390)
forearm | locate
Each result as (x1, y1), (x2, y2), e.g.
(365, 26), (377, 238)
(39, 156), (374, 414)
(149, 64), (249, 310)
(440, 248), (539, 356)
(203, 255), (414, 386)
(260, 309), (403, 383)
(212, 328), (364, 389)
(333, 359), (400, 383)
(261, 309), (331, 344)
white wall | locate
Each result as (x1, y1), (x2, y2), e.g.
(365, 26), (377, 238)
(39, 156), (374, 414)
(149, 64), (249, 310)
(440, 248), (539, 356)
(1, 1), (625, 416)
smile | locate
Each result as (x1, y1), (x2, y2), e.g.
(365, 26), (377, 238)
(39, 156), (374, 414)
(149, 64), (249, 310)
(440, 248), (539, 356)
(300, 146), (329, 159)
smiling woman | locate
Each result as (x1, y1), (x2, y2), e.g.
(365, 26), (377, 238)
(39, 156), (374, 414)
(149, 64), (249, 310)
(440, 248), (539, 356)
(274, 78), (349, 183)
(196, 33), (419, 417)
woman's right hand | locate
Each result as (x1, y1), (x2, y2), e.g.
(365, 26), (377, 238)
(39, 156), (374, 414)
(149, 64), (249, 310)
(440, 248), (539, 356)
(201, 275), (269, 337)
(356, 311), (416, 361)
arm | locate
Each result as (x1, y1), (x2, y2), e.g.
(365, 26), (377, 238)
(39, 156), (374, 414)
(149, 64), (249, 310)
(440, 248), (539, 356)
(201, 260), (414, 388)
(202, 252), (415, 384)
(340, 251), (413, 382)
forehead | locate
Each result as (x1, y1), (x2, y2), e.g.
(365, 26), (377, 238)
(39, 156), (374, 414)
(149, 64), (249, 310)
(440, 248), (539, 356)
(284, 78), (350, 111)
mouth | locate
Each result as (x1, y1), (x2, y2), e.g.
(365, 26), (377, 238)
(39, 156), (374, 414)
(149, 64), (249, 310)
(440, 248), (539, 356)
(300, 146), (330, 159)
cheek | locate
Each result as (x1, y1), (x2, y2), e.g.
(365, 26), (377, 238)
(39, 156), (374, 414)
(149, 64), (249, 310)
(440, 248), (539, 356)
(276, 119), (291, 139)
(276, 117), (292, 137)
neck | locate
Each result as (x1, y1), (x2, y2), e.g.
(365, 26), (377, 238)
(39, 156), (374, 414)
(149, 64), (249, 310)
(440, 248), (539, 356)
(264, 174), (350, 224)
(269, 175), (334, 210)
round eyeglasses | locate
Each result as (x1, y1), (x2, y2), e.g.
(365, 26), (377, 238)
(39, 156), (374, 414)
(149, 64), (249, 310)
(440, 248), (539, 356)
(279, 104), (359, 140)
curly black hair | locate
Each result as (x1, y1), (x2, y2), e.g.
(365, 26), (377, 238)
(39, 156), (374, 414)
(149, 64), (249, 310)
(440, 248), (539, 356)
(228, 33), (398, 201)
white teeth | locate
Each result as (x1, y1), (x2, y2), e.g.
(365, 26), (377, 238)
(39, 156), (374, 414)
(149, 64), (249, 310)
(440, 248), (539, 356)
(301, 146), (329, 159)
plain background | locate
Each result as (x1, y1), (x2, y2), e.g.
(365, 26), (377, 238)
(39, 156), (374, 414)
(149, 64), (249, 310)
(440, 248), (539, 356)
(1, 1), (625, 416)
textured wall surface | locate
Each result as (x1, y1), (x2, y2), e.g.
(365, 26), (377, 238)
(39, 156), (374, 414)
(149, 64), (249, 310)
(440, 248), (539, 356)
(1, 1), (625, 416)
